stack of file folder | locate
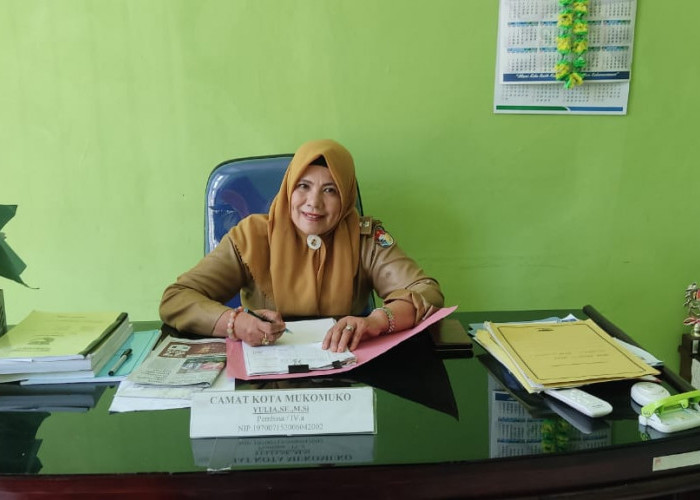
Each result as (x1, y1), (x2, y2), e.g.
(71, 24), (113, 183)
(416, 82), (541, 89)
(0, 310), (148, 384)
(475, 319), (659, 393)
(19, 329), (161, 385)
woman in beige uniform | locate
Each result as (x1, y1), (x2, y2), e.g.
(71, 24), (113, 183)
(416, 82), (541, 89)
(159, 139), (443, 352)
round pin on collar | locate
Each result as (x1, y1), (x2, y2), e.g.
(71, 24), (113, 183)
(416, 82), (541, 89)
(306, 234), (322, 250)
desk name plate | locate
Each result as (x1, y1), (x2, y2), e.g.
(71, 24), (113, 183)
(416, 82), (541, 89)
(190, 387), (376, 438)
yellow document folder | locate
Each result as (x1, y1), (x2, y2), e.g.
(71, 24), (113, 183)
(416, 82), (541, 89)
(0, 310), (126, 360)
(485, 319), (659, 389)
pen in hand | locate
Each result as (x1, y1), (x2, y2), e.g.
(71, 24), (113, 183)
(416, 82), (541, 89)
(108, 348), (133, 376)
(244, 308), (292, 333)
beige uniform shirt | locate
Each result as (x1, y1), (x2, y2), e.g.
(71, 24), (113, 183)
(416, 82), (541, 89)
(159, 219), (444, 335)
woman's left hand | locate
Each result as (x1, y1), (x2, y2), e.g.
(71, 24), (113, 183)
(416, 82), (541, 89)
(322, 315), (384, 352)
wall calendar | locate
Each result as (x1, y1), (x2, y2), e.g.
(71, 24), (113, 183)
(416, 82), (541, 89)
(494, 0), (637, 115)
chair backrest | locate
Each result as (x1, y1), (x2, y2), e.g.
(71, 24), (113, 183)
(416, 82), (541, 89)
(205, 154), (373, 311)
(205, 155), (293, 255)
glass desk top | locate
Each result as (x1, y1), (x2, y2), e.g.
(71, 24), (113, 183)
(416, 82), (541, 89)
(2, 310), (700, 499)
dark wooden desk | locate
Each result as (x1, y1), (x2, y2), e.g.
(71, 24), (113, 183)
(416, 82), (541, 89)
(2, 309), (700, 499)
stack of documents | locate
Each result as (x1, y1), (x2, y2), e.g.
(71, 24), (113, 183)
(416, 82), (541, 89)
(475, 319), (660, 393)
(0, 311), (133, 383)
(241, 318), (356, 376)
(17, 329), (161, 385)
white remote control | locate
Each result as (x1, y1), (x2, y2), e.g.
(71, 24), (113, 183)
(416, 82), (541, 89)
(544, 388), (613, 418)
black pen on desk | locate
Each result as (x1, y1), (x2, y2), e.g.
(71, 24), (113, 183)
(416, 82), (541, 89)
(244, 308), (293, 333)
(108, 348), (133, 376)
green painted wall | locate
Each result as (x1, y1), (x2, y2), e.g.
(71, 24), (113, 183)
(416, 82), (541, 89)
(1, 0), (698, 367)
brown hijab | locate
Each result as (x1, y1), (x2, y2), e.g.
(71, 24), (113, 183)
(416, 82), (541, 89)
(231, 139), (360, 316)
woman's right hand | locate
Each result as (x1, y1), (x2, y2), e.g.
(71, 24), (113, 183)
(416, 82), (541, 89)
(230, 308), (287, 346)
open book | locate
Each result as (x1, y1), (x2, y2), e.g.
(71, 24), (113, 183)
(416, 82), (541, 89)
(241, 318), (356, 376)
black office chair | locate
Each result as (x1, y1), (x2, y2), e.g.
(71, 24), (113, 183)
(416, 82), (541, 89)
(205, 154), (373, 310)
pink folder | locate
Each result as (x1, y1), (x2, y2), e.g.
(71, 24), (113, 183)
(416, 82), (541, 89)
(226, 306), (457, 380)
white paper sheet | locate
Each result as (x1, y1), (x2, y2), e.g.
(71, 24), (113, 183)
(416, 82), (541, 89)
(241, 318), (356, 375)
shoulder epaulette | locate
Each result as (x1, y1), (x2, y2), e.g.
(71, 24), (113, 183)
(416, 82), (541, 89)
(359, 216), (374, 235)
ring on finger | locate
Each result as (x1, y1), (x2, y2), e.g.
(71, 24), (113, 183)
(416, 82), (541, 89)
(344, 324), (355, 331)
(262, 333), (270, 346)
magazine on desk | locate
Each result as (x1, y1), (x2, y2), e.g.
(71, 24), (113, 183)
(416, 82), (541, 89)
(126, 335), (226, 387)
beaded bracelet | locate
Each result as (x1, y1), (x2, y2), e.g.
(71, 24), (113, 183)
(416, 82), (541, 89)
(226, 306), (243, 339)
(374, 306), (395, 334)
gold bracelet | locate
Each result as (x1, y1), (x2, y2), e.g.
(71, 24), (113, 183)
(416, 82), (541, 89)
(374, 306), (395, 334)
(226, 306), (243, 339)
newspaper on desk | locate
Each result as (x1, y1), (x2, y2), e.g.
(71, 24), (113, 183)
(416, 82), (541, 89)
(126, 335), (226, 387)
(110, 370), (237, 412)
(109, 336), (230, 413)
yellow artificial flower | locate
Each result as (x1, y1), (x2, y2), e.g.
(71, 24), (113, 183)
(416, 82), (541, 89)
(573, 40), (588, 54)
(555, 62), (572, 80)
(557, 0), (587, 88)
(557, 37), (572, 53)
(567, 72), (584, 88)
(558, 13), (574, 27)
(573, 2), (588, 14)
